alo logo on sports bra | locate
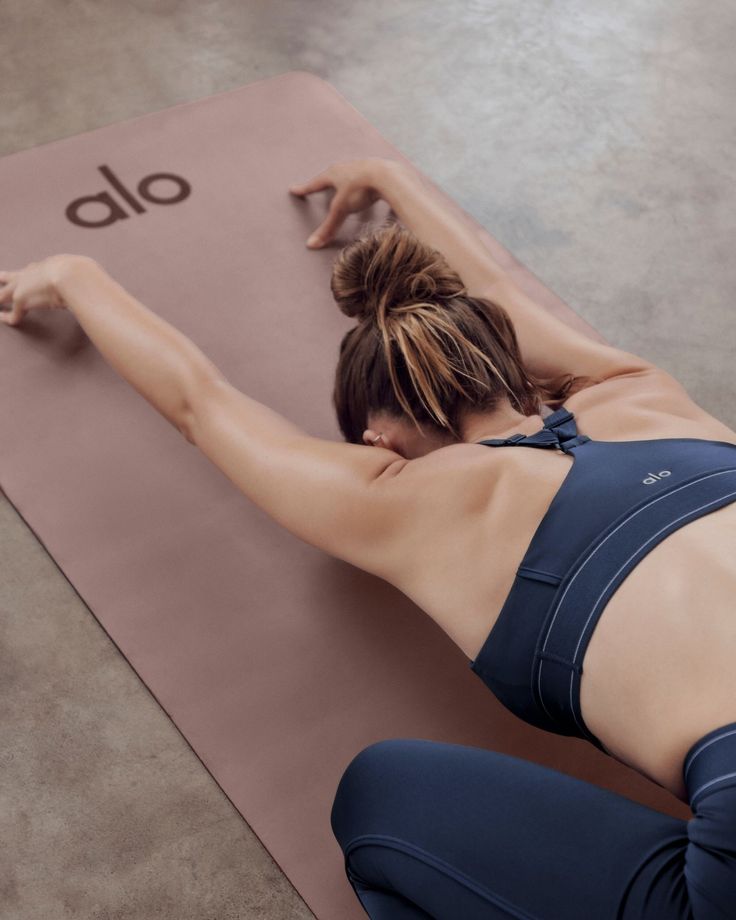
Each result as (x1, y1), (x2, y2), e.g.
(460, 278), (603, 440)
(643, 470), (671, 484)
(469, 405), (736, 756)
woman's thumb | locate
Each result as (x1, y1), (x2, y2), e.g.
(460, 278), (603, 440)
(306, 201), (346, 248)
(306, 230), (325, 248)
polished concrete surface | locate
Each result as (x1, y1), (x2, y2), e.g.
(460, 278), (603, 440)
(1, 1), (734, 917)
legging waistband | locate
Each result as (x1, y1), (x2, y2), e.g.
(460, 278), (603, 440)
(683, 720), (736, 808)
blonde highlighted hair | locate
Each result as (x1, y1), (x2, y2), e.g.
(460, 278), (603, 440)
(331, 218), (597, 444)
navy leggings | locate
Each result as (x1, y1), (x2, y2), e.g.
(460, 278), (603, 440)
(330, 721), (736, 919)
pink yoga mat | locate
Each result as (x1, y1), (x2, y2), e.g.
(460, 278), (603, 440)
(0, 72), (691, 920)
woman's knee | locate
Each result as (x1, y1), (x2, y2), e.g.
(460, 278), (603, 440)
(330, 738), (418, 849)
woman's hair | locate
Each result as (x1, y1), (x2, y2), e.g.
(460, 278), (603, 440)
(331, 218), (600, 445)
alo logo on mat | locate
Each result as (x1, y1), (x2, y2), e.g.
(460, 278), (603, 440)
(65, 164), (192, 228)
(642, 470), (671, 485)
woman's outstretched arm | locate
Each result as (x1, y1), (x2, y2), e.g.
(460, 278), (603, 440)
(51, 256), (222, 439)
(47, 256), (426, 577)
(371, 161), (660, 386)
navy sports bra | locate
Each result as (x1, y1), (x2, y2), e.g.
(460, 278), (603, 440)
(468, 405), (736, 755)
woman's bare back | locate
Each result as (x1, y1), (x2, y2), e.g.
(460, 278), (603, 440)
(384, 369), (736, 803)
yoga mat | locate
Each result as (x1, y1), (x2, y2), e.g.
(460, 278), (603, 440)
(0, 71), (691, 920)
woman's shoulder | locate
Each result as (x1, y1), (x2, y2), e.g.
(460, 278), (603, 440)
(564, 366), (736, 446)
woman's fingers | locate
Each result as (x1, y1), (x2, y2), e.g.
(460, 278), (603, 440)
(289, 168), (357, 247)
(289, 172), (339, 247)
(307, 197), (348, 248)
(0, 276), (15, 307)
(289, 173), (334, 197)
(0, 285), (21, 325)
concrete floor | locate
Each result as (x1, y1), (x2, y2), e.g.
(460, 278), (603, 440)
(2, 1), (735, 917)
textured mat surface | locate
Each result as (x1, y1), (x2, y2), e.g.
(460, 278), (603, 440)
(0, 71), (690, 920)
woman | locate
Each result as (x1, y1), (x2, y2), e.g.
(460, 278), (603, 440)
(2, 156), (735, 919)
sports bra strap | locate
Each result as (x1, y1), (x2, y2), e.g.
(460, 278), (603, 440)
(478, 405), (591, 454)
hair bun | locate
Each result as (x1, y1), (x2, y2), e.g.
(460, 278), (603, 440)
(330, 218), (466, 323)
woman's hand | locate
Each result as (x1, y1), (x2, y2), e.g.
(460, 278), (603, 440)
(0, 255), (86, 327)
(289, 157), (403, 248)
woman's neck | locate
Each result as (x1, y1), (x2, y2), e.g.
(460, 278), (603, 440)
(461, 400), (550, 444)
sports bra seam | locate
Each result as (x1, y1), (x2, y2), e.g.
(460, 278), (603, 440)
(537, 649), (581, 670)
(517, 565), (562, 584)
